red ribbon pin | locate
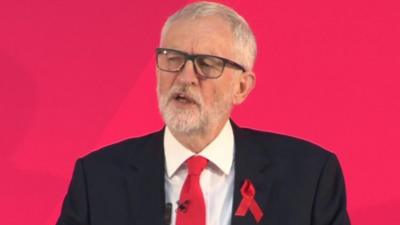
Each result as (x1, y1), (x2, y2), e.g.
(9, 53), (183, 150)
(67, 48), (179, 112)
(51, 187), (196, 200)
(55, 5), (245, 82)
(234, 179), (264, 223)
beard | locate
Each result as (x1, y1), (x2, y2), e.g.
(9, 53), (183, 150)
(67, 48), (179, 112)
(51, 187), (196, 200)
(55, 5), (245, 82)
(157, 83), (233, 135)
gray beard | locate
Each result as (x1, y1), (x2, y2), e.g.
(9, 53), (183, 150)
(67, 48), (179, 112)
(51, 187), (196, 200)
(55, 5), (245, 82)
(157, 85), (233, 135)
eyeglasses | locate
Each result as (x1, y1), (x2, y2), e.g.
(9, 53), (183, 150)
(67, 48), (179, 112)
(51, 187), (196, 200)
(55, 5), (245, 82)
(156, 48), (246, 79)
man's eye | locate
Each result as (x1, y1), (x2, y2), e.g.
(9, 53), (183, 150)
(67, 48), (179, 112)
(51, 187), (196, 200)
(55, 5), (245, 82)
(201, 59), (216, 66)
(198, 60), (212, 67)
(198, 58), (222, 68)
(167, 56), (183, 62)
(167, 56), (180, 60)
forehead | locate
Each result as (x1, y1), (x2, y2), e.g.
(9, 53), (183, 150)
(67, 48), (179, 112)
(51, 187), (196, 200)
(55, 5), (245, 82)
(161, 16), (236, 57)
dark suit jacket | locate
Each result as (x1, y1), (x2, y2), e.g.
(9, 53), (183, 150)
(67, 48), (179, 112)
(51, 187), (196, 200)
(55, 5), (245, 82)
(56, 121), (351, 225)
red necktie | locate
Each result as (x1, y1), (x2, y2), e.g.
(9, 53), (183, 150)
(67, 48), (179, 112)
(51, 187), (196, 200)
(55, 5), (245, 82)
(176, 156), (208, 225)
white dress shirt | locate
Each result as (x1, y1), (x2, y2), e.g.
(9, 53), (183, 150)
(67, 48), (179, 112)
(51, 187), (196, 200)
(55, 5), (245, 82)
(164, 120), (235, 225)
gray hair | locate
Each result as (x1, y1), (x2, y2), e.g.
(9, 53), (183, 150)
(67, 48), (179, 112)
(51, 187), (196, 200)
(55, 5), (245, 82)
(160, 1), (257, 70)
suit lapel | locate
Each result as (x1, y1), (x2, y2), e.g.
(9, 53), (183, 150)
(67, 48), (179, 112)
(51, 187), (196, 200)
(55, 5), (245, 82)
(122, 121), (276, 225)
(230, 120), (276, 225)
(125, 128), (166, 225)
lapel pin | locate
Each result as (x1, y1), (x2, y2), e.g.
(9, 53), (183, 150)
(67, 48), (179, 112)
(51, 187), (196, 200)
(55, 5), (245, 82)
(234, 179), (264, 223)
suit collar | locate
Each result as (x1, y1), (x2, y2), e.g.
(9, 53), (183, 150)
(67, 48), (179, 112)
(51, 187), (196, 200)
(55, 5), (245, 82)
(230, 119), (271, 178)
(125, 120), (274, 225)
(164, 119), (235, 178)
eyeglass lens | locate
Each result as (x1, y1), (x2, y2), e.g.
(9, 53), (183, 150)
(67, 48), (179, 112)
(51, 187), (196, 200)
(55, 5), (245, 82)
(157, 49), (225, 78)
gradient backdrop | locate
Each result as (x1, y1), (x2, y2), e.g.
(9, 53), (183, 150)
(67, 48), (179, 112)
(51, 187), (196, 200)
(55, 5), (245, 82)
(1, 0), (399, 224)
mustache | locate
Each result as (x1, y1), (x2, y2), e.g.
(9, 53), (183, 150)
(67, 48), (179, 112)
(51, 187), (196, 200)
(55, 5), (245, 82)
(167, 85), (202, 105)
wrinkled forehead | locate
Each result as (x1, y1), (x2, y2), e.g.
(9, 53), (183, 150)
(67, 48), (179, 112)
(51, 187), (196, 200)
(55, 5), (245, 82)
(160, 16), (236, 57)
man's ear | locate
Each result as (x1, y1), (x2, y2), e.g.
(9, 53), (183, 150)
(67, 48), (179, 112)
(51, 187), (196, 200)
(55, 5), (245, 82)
(232, 71), (256, 105)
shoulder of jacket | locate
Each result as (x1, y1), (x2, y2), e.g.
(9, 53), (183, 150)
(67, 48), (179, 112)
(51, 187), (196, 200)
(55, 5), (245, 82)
(239, 126), (335, 161)
(80, 129), (163, 163)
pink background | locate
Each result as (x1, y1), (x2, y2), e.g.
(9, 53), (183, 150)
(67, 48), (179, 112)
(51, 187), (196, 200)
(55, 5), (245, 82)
(1, 0), (399, 224)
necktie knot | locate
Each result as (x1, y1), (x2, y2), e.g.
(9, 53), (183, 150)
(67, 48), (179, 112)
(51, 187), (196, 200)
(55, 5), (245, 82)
(187, 156), (208, 176)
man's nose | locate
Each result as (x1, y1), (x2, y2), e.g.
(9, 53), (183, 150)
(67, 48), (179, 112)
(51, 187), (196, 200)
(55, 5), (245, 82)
(176, 60), (199, 86)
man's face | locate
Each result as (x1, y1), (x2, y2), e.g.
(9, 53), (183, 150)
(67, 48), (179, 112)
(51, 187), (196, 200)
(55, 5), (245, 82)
(157, 16), (242, 134)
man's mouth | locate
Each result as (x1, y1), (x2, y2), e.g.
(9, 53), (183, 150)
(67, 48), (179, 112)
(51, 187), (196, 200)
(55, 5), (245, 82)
(172, 93), (197, 105)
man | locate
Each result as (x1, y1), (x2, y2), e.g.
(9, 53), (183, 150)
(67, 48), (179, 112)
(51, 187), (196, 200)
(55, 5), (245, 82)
(56, 2), (351, 225)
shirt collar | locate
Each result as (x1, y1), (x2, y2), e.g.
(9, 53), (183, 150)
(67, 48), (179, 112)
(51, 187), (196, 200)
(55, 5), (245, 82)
(164, 120), (234, 178)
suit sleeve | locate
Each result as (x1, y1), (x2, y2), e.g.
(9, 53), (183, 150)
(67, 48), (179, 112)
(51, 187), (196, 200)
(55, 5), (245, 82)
(312, 154), (351, 225)
(56, 158), (90, 225)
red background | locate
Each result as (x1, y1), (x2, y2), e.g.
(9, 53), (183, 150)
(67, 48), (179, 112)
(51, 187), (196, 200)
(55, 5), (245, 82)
(1, 0), (399, 224)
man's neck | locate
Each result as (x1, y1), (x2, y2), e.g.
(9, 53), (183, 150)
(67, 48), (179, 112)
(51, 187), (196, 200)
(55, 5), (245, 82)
(168, 118), (229, 153)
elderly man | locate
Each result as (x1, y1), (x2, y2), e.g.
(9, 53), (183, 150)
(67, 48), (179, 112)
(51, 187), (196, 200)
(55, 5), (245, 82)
(56, 2), (351, 225)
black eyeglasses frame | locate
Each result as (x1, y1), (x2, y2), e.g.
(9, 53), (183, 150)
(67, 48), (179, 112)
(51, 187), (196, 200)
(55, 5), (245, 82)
(155, 48), (246, 79)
